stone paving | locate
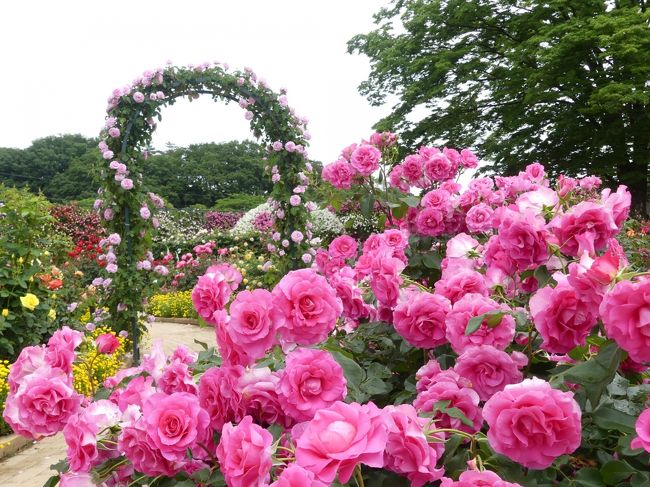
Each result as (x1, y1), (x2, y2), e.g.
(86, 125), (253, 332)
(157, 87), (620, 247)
(0, 320), (216, 487)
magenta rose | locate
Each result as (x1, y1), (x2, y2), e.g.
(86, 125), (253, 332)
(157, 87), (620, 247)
(45, 326), (84, 374)
(465, 203), (495, 233)
(158, 360), (197, 395)
(548, 201), (617, 257)
(116, 375), (156, 412)
(440, 469), (522, 487)
(445, 293), (516, 354)
(295, 401), (389, 484)
(393, 291), (451, 348)
(118, 420), (179, 477)
(279, 348), (347, 423)
(322, 160), (356, 189)
(198, 365), (245, 431)
(530, 280), (598, 354)
(271, 269), (343, 346)
(434, 269), (488, 304)
(329, 270), (372, 322)
(402, 154), (424, 184)
(7, 345), (46, 393)
(416, 207), (446, 236)
(95, 333), (120, 354)
(3, 367), (82, 439)
(493, 209), (549, 272)
(599, 277), (650, 363)
(454, 346), (526, 401)
(213, 310), (254, 366)
(368, 248), (406, 308)
(329, 235), (358, 259)
(270, 464), (328, 487)
(143, 392), (210, 461)
(350, 144), (381, 176)
(216, 415), (273, 487)
(415, 358), (443, 393)
(631, 408), (650, 453)
(239, 367), (289, 427)
(228, 289), (277, 360)
(483, 378), (582, 469)
(191, 267), (235, 323)
(383, 404), (445, 487)
(423, 152), (456, 182)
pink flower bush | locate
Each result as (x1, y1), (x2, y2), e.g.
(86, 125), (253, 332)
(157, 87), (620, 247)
(483, 378), (582, 469)
(393, 291), (451, 348)
(350, 144), (381, 176)
(216, 415), (273, 487)
(271, 269), (342, 346)
(278, 348), (347, 423)
(599, 277), (650, 363)
(295, 401), (389, 484)
(198, 365), (245, 431)
(440, 470), (522, 487)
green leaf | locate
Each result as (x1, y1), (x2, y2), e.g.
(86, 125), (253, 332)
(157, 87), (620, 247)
(329, 350), (365, 392)
(465, 310), (505, 336)
(573, 468), (606, 487)
(590, 404), (636, 433)
(391, 202), (409, 220)
(533, 265), (553, 287)
(443, 406), (474, 428)
(42, 476), (60, 487)
(400, 195), (420, 207)
(360, 194), (375, 218)
(422, 252), (441, 269)
(600, 460), (635, 485)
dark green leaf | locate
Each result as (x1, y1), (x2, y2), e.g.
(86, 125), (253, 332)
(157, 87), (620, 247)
(600, 460), (635, 485)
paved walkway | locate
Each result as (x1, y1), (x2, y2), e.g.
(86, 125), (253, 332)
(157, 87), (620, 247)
(0, 321), (216, 487)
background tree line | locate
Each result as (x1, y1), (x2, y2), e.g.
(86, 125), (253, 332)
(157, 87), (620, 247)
(0, 135), (274, 210)
(349, 0), (650, 215)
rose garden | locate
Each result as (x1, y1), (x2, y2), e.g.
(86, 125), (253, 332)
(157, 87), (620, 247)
(1, 49), (650, 487)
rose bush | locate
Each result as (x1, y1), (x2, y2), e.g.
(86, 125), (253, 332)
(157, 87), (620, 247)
(4, 134), (650, 487)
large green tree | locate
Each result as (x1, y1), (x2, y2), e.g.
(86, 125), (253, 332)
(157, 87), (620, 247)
(349, 0), (650, 213)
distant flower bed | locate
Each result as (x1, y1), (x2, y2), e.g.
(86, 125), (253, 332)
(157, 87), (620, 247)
(149, 291), (197, 319)
(204, 211), (243, 231)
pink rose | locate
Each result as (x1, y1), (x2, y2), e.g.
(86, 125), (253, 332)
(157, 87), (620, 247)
(483, 378), (582, 469)
(548, 201), (617, 257)
(120, 178), (134, 190)
(322, 160), (356, 189)
(383, 404), (445, 487)
(369, 250), (405, 308)
(119, 420), (179, 477)
(389, 165), (410, 192)
(143, 392), (210, 461)
(421, 189), (452, 214)
(415, 358), (443, 393)
(465, 203), (494, 233)
(279, 348), (347, 423)
(271, 269), (342, 346)
(295, 401), (389, 484)
(329, 270), (372, 321)
(3, 367), (82, 439)
(207, 263), (242, 290)
(492, 208), (549, 272)
(440, 469), (522, 487)
(228, 289), (276, 361)
(402, 154), (424, 185)
(414, 370), (483, 433)
(198, 365), (245, 431)
(95, 333), (120, 354)
(239, 367), (289, 427)
(270, 464), (328, 487)
(393, 291), (450, 348)
(434, 269), (488, 304)
(454, 346), (526, 401)
(328, 235), (358, 259)
(631, 408), (650, 452)
(214, 311), (255, 366)
(158, 361), (197, 395)
(216, 416), (273, 487)
(7, 345), (46, 393)
(191, 267), (234, 323)
(350, 144), (381, 176)
(460, 148), (479, 169)
(116, 375), (156, 412)
(45, 326), (84, 374)
(445, 294), (516, 354)
(59, 472), (97, 487)
(601, 185), (631, 230)
(524, 162), (545, 183)
(416, 207), (446, 236)
(599, 277), (650, 363)
(423, 152), (457, 182)
(530, 280), (598, 354)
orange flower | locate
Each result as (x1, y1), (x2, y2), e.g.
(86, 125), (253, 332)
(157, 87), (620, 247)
(48, 279), (64, 290)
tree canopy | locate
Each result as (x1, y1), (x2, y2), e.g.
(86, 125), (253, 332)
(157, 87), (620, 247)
(349, 0), (650, 213)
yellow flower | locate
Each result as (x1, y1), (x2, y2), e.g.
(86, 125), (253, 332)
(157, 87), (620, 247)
(74, 271), (84, 277)
(48, 309), (56, 321)
(17, 257), (23, 264)
(1, 309), (8, 317)
(20, 293), (39, 310)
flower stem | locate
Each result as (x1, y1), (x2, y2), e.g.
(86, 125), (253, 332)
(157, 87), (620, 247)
(354, 465), (365, 487)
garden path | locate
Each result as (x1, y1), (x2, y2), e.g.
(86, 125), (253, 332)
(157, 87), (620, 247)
(0, 320), (216, 487)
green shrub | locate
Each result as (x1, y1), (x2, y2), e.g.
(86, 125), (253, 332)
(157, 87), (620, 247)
(212, 193), (266, 212)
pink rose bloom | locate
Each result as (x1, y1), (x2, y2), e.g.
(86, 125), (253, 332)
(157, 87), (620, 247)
(454, 346), (526, 401)
(529, 280), (598, 354)
(116, 375), (156, 412)
(460, 148), (479, 169)
(59, 472), (97, 487)
(143, 392), (210, 461)
(214, 311), (255, 366)
(465, 203), (494, 233)
(270, 464), (328, 487)
(3, 367), (82, 439)
(440, 469), (522, 487)
(228, 289), (277, 361)
(295, 401), (389, 484)
(631, 408), (650, 453)
(483, 235), (516, 275)
(393, 291), (451, 348)
(350, 144), (381, 176)
(191, 267), (234, 323)
(216, 416), (273, 487)
(416, 207), (446, 236)
(329, 271), (372, 321)
(239, 367), (289, 428)
(279, 348), (347, 423)
(7, 345), (46, 393)
(383, 404), (445, 487)
(322, 160), (356, 189)
(415, 358), (443, 393)
(45, 326), (84, 374)
(493, 208), (549, 272)
(139, 206), (151, 219)
(434, 269), (488, 304)
(601, 185), (631, 230)
(369, 251), (405, 308)
(446, 293), (516, 354)
(423, 152), (457, 182)
(290, 195), (301, 206)
(483, 378), (582, 469)
(446, 233), (481, 259)
(414, 370), (482, 433)
(132, 91), (145, 103)
(328, 235), (358, 259)
(389, 164), (410, 192)
(95, 333), (120, 354)
(158, 361), (197, 395)
(383, 229), (409, 250)
(170, 344), (198, 365)
(421, 189), (452, 214)
(524, 162), (545, 183)
(402, 154), (425, 185)
(118, 420), (178, 477)
(198, 365), (246, 431)
(548, 201), (617, 257)
(271, 269), (343, 346)
(599, 277), (650, 363)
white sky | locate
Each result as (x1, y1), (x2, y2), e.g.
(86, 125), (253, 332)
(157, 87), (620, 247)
(0, 0), (391, 164)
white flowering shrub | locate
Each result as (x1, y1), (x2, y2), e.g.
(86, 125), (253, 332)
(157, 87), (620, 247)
(232, 203), (342, 238)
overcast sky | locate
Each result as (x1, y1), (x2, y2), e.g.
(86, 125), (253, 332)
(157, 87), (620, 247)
(0, 0), (391, 164)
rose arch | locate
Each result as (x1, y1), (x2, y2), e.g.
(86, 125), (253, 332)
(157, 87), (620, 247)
(94, 63), (312, 361)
